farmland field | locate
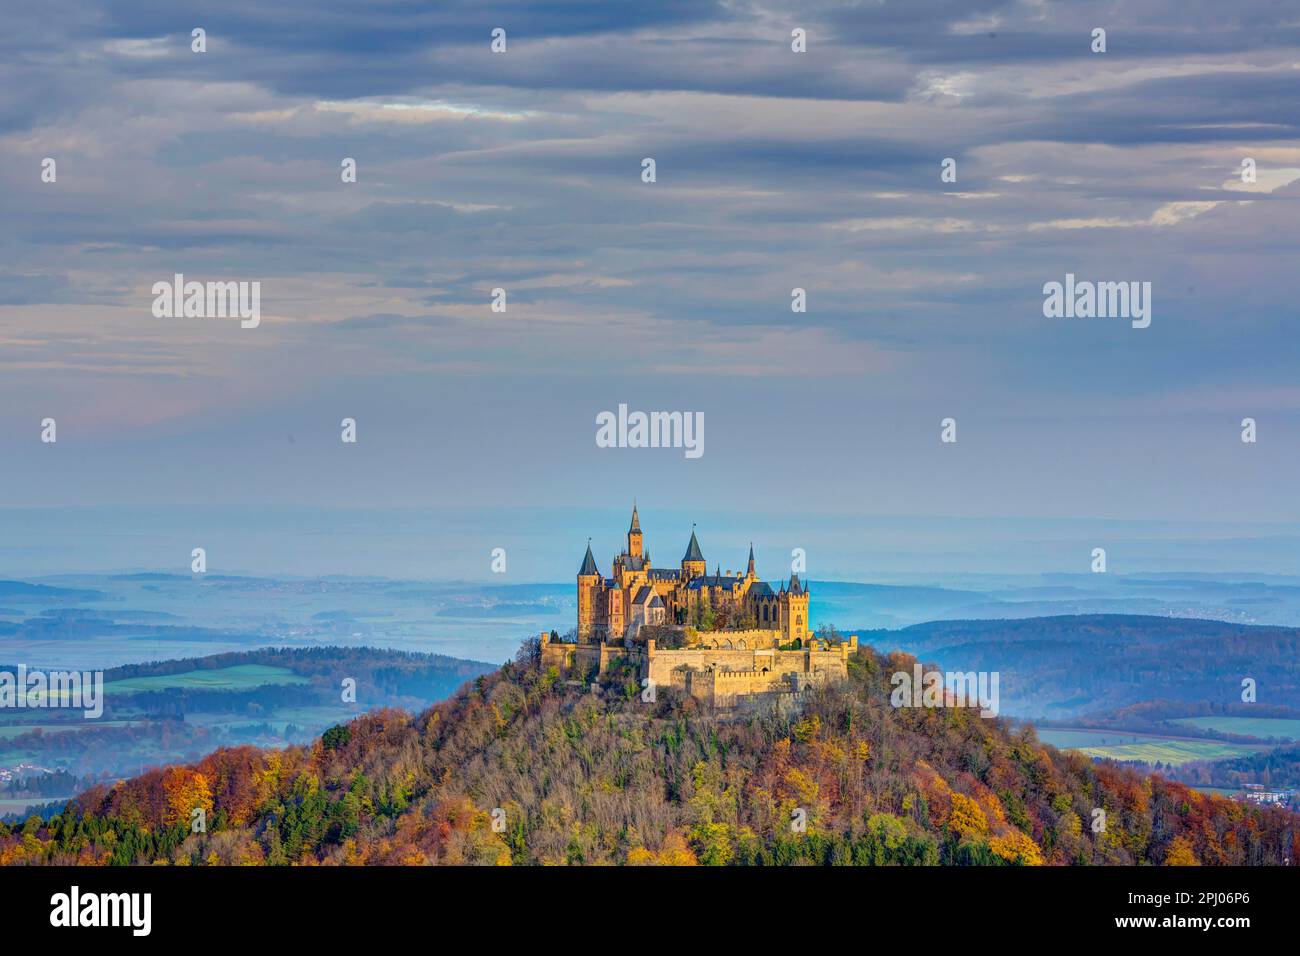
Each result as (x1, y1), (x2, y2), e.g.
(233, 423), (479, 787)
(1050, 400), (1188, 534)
(1037, 728), (1263, 765)
(1171, 717), (1300, 741)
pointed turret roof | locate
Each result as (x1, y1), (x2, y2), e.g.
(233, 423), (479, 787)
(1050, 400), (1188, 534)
(578, 541), (599, 576)
(789, 572), (803, 594)
(629, 503), (641, 533)
(683, 527), (704, 563)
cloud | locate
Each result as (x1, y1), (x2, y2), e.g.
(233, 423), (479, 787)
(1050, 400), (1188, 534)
(2, 0), (1299, 524)
(1029, 200), (1226, 230)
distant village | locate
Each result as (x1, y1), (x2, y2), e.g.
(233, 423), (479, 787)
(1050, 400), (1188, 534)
(1239, 784), (1298, 810)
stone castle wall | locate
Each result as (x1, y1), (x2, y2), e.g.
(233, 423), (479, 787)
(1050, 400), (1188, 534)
(685, 628), (782, 649)
(539, 629), (855, 708)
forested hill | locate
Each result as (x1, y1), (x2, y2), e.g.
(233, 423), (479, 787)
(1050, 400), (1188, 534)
(0, 646), (499, 790)
(861, 615), (1300, 719)
(3, 639), (1296, 866)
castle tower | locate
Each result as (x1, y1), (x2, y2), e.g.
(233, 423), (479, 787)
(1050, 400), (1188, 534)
(681, 526), (705, 581)
(577, 540), (601, 640)
(780, 572), (810, 642)
(746, 543), (756, 579)
(626, 503), (644, 560)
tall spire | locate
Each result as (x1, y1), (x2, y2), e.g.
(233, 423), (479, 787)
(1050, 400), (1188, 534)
(747, 543), (756, 576)
(628, 501), (641, 533)
(578, 539), (599, 576)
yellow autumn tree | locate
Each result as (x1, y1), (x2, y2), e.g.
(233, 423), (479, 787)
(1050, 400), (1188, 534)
(782, 767), (819, 806)
(627, 846), (657, 865)
(791, 715), (821, 743)
(948, 793), (989, 841)
(1164, 836), (1200, 866)
(989, 830), (1044, 866)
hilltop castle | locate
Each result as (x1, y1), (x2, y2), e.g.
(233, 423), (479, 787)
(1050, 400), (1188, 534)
(541, 505), (856, 708)
(578, 504), (811, 643)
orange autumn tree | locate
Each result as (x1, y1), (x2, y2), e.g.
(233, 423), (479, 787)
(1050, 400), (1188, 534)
(161, 767), (214, 829)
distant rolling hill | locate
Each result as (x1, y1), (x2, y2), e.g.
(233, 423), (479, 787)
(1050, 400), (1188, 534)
(856, 614), (1300, 720)
(0, 581), (106, 604)
(813, 576), (1300, 629)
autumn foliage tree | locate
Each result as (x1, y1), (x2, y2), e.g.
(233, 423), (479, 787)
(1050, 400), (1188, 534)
(4, 643), (1298, 868)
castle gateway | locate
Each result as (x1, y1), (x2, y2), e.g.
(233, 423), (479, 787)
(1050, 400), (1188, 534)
(541, 505), (856, 708)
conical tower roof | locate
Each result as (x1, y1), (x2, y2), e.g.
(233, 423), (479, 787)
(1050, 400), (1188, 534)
(682, 528), (704, 563)
(578, 541), (599, 576)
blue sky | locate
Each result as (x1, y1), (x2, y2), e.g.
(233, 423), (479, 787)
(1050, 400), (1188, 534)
(2, 1), (1299, 578)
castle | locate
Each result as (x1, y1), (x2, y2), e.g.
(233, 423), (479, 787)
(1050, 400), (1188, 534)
(541, 506), (856, 708)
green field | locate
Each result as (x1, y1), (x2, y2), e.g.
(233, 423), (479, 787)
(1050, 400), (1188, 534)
(103, 664), (309, 694)
(24, 664), (309, 704)
(1038, 728), (1262, 765)
(1171, 717), (1300, 741)
(1071, 740), (1260, 765)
